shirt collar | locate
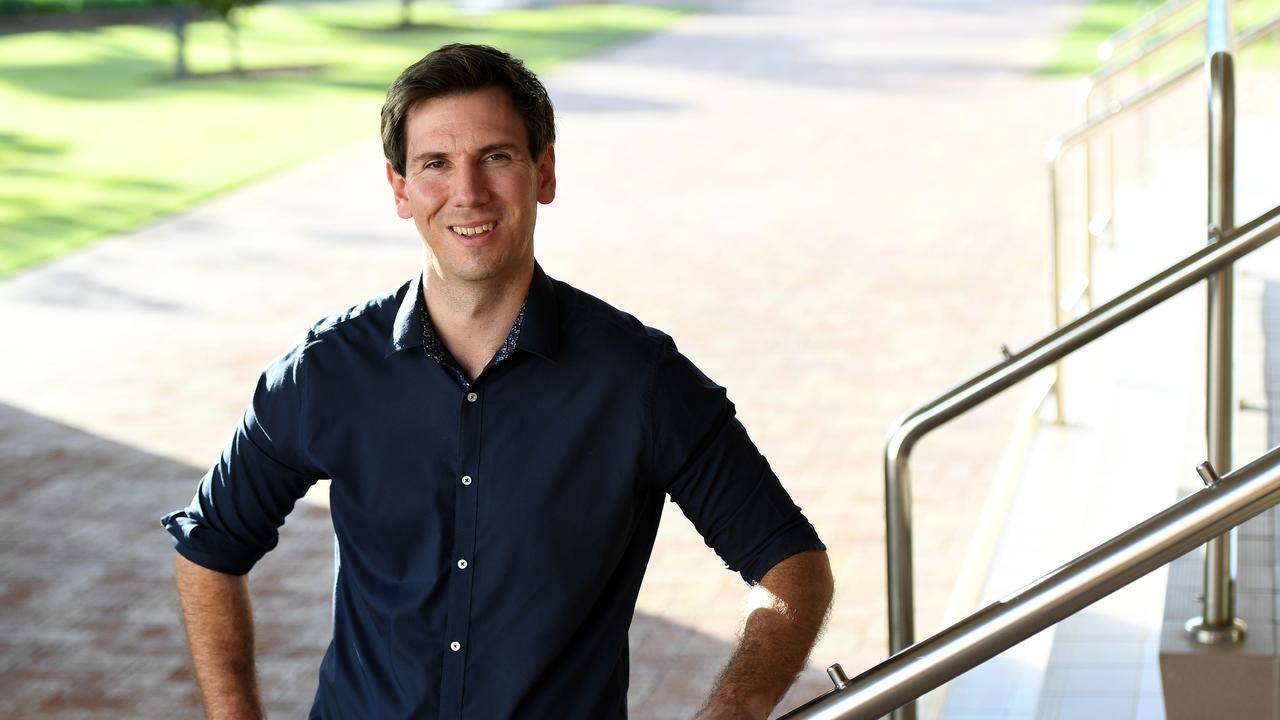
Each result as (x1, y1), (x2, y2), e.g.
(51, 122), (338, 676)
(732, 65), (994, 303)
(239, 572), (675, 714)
(516, 262), (559, 361)
(387, 274), (426, 357)
(386, 262), (559, 361)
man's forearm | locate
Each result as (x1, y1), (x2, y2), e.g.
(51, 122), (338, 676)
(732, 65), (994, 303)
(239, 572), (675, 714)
(698, 550), (835, 720)
(174, 553), (265, 720)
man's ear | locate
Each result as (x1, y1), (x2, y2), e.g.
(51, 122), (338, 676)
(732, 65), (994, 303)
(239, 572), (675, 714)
(537, 145), (556, 205)
(386, 161), (413, 219)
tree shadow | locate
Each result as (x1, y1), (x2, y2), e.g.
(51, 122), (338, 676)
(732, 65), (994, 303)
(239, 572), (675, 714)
(597, 29), (1038, 97)
(0, 6), (183, 35)
(168, 63), (331, 81)
(0, 47), (165, 100)
(0, 170), (183, 277)
(0, 131), (70, 160)
(0, 402), (829, 718)
(1, 197), (124, 272)
(13, 268), (187, 312)
(321, 19), (453, 34)
(551, 88), (684, 113)
(0, 47), (337, 100)
(0, 20), (670, 101)
(0, 402), (333, 718)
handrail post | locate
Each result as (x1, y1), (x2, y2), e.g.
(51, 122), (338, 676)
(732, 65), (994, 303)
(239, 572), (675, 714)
(785, 445), (1280, 720)
(877, 203), (1277, 720)
(873, 8), (1280, 715)
(1041, 10), (1280, 435)
(1186, 0), (1246, 645)
(1084, 83), (1099, 309)
(1048, 158), (1067, 422)
(884, 442), (916, 720)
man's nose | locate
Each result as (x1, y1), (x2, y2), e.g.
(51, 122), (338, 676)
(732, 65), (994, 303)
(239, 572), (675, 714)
(450, 165), (490, 207)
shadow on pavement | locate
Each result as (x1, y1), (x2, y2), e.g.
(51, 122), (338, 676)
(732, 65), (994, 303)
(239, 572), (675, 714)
(13, 269), (188, 312)
(615, 30), (1036, 95)
(0, 402), (743, 718)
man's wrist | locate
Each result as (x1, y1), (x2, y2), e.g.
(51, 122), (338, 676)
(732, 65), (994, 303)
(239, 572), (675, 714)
(696, 692), (773, 720)
(203, 692), (265, 720)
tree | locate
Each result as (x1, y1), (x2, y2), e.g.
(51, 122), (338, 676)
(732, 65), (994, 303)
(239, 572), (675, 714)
(191, 0), (263, 75)
(172, 2), (190, 78)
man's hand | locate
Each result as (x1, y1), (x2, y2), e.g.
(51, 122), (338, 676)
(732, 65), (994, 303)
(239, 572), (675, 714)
(695, 549), (834, 720)
(174, 553), (266, 720)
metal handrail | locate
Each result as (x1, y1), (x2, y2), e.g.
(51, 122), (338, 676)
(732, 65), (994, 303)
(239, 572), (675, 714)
(1098, 0), (1206, 62)
(785, 443), (1280, 720)
(884, 205), (1280, 718)
(1074, 11), (1280, 255)
(1066, 11), (1279, 186)
(1090, 12), (1208, 90)
(1045, 12), (1279, 415)
(873, 6), (1280, 718)
(1080, 10), (1209, 259)
(1189, 0), (1242, 647)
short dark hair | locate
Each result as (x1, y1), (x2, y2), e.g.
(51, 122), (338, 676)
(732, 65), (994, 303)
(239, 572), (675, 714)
(381, 43), (556, 177)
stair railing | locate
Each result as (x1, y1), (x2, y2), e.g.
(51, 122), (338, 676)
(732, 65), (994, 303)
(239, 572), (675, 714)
(1080, 7), (1214, 269)
(885, 201), (1279, 720)
(879, 2), (1278, 717)
(1097, 0), (1208, 63)
(1046, 9), (1279, 417)
(784, 442), (1280, 719)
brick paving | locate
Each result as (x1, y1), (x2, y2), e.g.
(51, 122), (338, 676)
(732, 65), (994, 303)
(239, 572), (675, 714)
(0, 0), (1084, 717)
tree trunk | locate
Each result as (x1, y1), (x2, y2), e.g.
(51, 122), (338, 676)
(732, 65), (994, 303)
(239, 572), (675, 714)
(172, 4), (189, 78)
(400, 0), (412, 27)
(226, 15), (243, 75)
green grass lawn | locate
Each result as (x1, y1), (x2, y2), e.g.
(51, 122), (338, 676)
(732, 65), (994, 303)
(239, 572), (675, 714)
(1040, 0), (1279, 76)
(0, 1), (684, 276)
(1040, 0), (1153, 75)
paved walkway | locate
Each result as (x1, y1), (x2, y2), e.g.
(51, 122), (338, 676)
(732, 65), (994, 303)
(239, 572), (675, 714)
(0, 0), (1083, 717)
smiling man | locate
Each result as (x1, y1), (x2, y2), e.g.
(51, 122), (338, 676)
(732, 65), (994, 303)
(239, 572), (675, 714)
(162, 44), (833, 720)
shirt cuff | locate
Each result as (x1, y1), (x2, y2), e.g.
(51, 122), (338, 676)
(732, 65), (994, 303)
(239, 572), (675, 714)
(738, 522), (827, 586)
(160, 510), (260, 576)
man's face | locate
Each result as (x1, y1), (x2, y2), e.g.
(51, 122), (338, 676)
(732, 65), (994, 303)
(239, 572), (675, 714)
(387, 86), (556, 288)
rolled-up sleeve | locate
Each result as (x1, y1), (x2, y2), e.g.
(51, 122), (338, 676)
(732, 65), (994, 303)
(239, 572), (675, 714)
(160, 337), (321, 575)
(645, 338), (825, 585)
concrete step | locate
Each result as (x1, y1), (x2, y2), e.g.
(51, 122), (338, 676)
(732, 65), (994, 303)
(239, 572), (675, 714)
(937, 106), (1278, 720)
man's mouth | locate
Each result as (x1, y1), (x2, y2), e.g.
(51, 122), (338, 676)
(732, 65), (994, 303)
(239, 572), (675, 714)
(450, 222), (495, 237)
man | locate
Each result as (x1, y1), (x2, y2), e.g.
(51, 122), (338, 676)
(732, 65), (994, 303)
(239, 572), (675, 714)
(162, 44), (833, 720)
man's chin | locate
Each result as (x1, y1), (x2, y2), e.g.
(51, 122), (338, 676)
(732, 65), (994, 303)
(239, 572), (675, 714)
(435, 259), (521, 287)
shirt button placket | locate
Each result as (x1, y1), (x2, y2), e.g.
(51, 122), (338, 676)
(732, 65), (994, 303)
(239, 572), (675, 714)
(441, 387), (482, 720)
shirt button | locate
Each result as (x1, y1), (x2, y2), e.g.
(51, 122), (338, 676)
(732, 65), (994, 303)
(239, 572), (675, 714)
(457, 559), (468, 569)
(461, 475), (472, 486)
(466, 392), (478, 403)
(450, 641), (461, 652)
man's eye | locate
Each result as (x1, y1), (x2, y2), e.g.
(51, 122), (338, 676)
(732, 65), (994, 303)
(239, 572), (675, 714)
(424, 160), (446, 171)
(484, 153), (511, 163)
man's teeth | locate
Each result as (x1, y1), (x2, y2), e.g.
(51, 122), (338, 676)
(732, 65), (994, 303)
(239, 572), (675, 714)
(451, 223), (494, 236)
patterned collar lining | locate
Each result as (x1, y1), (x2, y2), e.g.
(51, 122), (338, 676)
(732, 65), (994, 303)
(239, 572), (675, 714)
(420, 295), (527, 389)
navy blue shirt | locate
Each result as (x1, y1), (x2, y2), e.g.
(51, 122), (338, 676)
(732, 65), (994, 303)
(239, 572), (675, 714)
(161, 263), (825, 719)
